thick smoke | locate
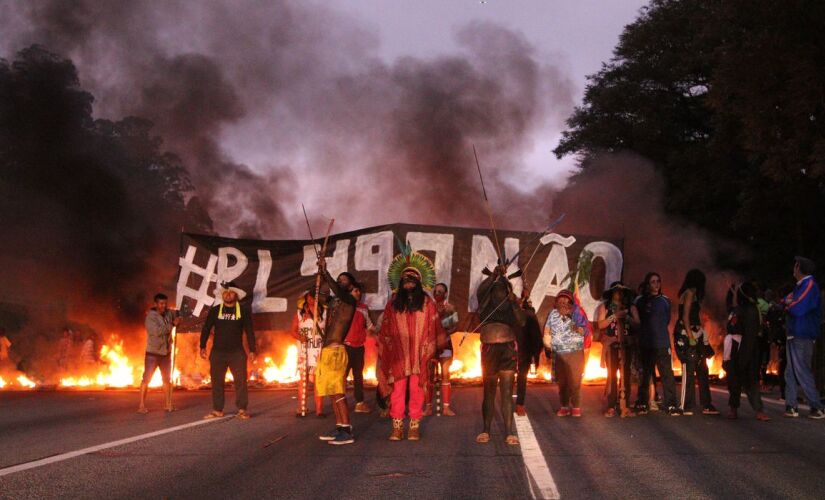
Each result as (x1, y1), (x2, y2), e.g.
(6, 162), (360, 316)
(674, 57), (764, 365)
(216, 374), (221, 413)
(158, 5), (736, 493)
(0, 0), (575, 235)
(0, 1), (739, 379)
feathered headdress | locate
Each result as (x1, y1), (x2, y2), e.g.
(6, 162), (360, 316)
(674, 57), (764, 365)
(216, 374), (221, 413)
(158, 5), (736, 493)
(387, 237), (437, 292)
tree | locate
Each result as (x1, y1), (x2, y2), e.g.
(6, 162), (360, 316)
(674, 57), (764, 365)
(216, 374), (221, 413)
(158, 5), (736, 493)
(554, 0), (825, 284)
(0, 45), (212, 322)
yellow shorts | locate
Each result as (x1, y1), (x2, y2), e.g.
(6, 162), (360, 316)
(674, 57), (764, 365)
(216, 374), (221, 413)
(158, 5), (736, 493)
(315, 346), (348, 397)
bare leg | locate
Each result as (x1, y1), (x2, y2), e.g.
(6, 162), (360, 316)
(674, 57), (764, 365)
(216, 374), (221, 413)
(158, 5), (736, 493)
(441, 358), (456, 416)
(499, 370), (516, 441)
(137, 383), (149, 413)
(334, 395), (350, 426)
(481, 375), (497, 434)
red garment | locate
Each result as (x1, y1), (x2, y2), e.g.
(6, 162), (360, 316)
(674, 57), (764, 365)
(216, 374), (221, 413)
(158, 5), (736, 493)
(378, 296), (447, 390)
(344, 303), (371, 347)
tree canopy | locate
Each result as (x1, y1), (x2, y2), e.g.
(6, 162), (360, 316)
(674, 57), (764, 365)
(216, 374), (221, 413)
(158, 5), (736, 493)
(555, 0), (825, 284)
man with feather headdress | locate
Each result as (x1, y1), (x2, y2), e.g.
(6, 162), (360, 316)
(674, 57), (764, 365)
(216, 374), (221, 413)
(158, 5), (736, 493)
(378, 243), (448, 441)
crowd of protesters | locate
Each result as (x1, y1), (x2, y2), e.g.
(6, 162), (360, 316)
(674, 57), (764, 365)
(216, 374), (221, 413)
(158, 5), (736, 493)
(131, 255), (824, 445)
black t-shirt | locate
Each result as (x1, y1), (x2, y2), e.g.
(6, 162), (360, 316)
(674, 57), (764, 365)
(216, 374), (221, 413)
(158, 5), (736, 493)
(200, 302), (256, 353)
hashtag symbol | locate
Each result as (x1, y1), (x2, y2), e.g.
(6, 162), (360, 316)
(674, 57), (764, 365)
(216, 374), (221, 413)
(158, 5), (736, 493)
(176, 245), (218, 316)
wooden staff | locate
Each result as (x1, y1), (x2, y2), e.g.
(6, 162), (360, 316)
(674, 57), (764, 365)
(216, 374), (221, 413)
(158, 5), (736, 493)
(301, 204), (335, 417)
(473, 144), (503, 263)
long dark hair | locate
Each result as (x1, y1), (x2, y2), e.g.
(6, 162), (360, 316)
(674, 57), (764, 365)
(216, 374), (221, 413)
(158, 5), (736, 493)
(393, 282), (426, 312)
(678, 269), (706, 301)
(642, 272), (661, 296)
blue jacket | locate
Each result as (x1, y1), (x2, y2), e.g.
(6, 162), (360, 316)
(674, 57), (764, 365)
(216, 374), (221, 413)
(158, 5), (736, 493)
(786, 276), (822, 340)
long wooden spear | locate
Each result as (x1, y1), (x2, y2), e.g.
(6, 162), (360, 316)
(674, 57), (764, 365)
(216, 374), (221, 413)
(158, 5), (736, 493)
(473, 144), (503, 264)
(301, 204), (334, 417)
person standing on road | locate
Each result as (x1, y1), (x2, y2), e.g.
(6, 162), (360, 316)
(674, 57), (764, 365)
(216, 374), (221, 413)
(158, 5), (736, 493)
(595, 282), (634, 417)
(345, 282), (374, 414)
(424, 282), (459, 417)
(515, 288), (543, 416)
(632, 272), (682, 416)
(314, 262), (358, 445)
(200, 282), (256, 420)
(674, 269), (719, 416)
(725, 282), (771, 421)
(544, 289), (590, 418)
(378, 251), (446, 442)
(782, 257), (824, 419)
(475, 264), (525, 445)
(138, 293), (180, 414)
(291, 290), (326, 417)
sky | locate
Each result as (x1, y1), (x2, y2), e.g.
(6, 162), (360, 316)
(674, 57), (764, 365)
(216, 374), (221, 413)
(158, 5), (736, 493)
(329, 0), (648, 184)
(0, 0), (650, 236)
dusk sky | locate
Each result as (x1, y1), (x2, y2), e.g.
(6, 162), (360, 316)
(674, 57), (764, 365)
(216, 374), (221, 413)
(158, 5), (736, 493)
(0, 0), (649, 235)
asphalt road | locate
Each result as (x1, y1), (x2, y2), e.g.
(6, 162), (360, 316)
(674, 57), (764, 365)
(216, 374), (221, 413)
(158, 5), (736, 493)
(1, 383), (824, 499)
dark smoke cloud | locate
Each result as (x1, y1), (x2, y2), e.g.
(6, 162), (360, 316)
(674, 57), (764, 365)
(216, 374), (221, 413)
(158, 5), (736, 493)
(0, 0), (575, 236)
(0, 1), (739, 365)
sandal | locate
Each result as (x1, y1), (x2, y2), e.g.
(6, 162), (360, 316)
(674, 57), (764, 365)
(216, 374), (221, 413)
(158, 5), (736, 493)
(505, 435), (520, 446)
(203, 410), (224, 420)
(137, 407), (149, 414)
(476, 432), (491, 444)
(236, 410), (251, 420)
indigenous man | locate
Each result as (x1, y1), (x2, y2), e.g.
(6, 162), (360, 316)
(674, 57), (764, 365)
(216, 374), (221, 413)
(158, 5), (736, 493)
(424, 282), (459, 417)
(378, 249), (447, 441)
(315, 260), (358, 445)
(476, 264), (526, 445)
(200, 282), (256, 420)
(138, 293), (181, 414)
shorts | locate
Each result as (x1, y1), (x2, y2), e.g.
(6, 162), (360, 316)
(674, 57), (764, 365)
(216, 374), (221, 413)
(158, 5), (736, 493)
(141, 352), (171, 385)
(315, 346), (348, 397)
(481, 341), (517, 376)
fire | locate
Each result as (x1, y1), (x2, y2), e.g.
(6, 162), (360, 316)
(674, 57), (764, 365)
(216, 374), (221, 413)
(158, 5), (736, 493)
(261, 345), (300, 384)
(16, 375), (36, 388)
(0, 376), (6, 388)
(60, 335), (140, 388)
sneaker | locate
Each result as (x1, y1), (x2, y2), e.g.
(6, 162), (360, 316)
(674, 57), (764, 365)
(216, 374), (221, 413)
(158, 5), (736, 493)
(784, 407), (799, 418)
(702, 405), (720, 415)
(571, 407), (582, 417)
(354, 402), (371, 413)
(755, 411), (771, 421)
(328, 427), (355, 445)
(515, 405), (527, 417)
(635, 404), (649, 416)
(808, 409), (825, 420)
(682, 408), (694, 416)
(668, 406), (683, 416)
(319, 427), (340, 441)
(649, 400), (660, 412)
(556, 407), (571, 417)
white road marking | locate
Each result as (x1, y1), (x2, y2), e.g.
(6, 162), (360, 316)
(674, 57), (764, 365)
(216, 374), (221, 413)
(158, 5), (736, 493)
(709, 386), (810, 410)
(0, 416), (232, 477)
(515, 413), (560, 500)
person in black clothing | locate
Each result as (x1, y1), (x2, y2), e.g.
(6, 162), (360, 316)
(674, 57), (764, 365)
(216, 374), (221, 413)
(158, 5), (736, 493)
(631, 272), (682, 416)
(200, 282), (256, 420)
(515, 288), (543, 416)
(674, 269), (719, 416)
(726, 282), (771, 421)
(596, 281), (635, 417)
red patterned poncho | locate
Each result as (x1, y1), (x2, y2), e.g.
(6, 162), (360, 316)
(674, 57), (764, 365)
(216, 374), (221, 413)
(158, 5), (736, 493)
(377, 295), (447, 393)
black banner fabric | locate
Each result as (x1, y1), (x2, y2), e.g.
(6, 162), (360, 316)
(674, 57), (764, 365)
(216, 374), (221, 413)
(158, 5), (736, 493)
(176, 223), (623, 332)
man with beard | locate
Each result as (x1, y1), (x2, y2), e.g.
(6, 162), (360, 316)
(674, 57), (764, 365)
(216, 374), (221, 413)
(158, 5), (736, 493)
(200, 282), (256, 420)
(314, 260), (359, 445)
(476, 264), (526, 445)
(378, 249), (447, 441)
